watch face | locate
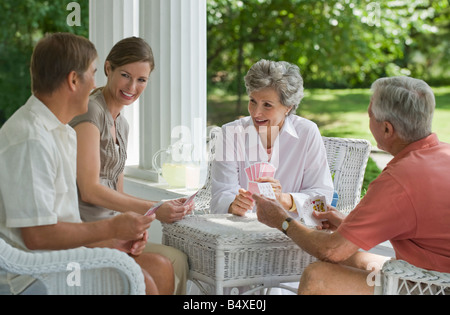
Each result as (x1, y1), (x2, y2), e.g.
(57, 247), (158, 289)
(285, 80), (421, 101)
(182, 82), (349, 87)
(282, 220), (289, 231)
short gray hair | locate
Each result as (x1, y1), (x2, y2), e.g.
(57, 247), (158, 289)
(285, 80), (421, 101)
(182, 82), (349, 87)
(371, 76), (435, 143)
(244, 59), (304, 115)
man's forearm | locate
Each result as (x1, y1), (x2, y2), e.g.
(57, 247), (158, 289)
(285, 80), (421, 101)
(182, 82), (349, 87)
(284, 219), (359, 264)
(21, 219), (115, 251)
(254, 194), (359, 264)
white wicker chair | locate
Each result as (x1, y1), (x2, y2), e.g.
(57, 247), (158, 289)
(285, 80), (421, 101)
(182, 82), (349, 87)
(322, 137), (371, 215)
(163, 131), (371, 294)
(0, 238), (146, 295)
(381, 259), (450, 295)
(192, 126), (222, 213)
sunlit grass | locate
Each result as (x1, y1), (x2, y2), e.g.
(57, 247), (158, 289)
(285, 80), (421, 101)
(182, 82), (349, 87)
(208, 86), (450, 194)
(208, 86), (450, 144)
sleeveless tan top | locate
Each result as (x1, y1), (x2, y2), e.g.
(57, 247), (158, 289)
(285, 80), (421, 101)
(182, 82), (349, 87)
(70, 90), (129, 222)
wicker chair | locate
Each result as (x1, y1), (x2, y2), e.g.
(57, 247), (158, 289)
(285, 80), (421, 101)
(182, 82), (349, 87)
(191, 126), (222, 213)
(193, 130), (371, 216)
(163, 131), (371, 294)
(381, 259), (450, 295)
(321, 137), (371, 215)
(0, 238), (146, 295)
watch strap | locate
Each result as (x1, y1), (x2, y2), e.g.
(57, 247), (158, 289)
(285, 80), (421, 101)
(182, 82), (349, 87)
(282, 217), (293, 235)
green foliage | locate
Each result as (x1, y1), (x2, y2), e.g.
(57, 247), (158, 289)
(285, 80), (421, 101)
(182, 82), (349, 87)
(362, 157), (382, 197)
(0, 0), (89, 125)
(207, 0), (450, 112)
(1, 0), (448, 126)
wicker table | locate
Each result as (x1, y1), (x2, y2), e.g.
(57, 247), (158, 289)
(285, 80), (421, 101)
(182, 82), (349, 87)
(162, 213), (316, 295)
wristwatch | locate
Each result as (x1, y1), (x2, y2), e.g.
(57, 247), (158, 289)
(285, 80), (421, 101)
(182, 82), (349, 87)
(281, 217), (293, 235)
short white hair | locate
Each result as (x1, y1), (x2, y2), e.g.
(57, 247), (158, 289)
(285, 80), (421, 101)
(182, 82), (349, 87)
(244, 59), (304, 115)
(371, 76), (435, 142)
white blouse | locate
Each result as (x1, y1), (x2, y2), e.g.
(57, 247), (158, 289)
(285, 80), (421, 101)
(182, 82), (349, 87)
(210, 115), (334, 215)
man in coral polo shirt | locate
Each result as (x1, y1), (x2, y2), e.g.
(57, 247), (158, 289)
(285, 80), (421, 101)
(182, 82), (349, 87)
(254, 76), (450, 294)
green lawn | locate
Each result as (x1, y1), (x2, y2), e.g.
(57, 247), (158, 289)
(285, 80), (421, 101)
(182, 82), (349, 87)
(208, 86), (450, 145)
(300, 86), (450, 146)
(208, 86), (450, 195)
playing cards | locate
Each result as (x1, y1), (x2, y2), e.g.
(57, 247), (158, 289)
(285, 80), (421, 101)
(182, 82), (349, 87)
(183, 191), (198, 206)
(245, 162), (276, 182)
(145, 202), (162, 216)
(300, 195), (328, 227)
(247, 181), (276, 199)
(245, 162), (277, 199)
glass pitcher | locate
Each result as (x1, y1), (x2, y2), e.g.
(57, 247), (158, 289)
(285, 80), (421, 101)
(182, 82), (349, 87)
(152, 143), (200, 188)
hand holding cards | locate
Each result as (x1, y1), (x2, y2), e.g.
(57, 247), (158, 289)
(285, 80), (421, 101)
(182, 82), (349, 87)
(299, 195), (328, 227)
(145, 201), (163, 216)
(245, 162), (277, 199)
(145, 191), (198, 217)
(183, 191), (198, 206)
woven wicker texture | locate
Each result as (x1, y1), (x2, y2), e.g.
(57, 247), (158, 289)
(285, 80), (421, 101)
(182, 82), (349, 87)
(163, 214), (314, 294)
(0, 238), (145, 295)
(322, 137), (371, 214)
(192, 127), (221, 213)
(163, 132), (372, 294)
(382, 259), (450, 295)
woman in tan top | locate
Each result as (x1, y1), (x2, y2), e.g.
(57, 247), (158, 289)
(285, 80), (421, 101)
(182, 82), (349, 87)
(70, 37), (191, 294)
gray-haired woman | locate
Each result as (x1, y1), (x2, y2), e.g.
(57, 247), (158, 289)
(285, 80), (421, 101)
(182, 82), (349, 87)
(211, 59), (334, 217)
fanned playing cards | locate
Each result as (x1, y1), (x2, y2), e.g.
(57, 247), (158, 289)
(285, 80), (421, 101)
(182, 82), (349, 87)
(245, 162), (276, 199)
(300, 195), (328, 226)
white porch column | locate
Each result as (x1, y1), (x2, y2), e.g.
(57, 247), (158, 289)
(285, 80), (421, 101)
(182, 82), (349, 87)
(89, 0), (141, 165)
(89, 0), (207, 182)
(89, 0), (140, 87)
(138, 0), (207, 176)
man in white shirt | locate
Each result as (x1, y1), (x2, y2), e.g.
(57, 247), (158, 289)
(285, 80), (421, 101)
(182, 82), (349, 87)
(0, 33), (168, 295)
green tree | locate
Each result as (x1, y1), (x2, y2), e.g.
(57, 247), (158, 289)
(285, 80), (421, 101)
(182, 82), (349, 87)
(207, 0), (449, 113)
(0, 0), (89, 125)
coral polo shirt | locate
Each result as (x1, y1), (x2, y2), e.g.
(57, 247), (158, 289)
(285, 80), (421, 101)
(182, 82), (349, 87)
(338, 134), (450, 273)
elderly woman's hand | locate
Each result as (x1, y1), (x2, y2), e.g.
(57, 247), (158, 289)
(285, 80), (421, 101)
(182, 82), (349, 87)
(228, 189), (254, 216)
(256, 177), (292, 210)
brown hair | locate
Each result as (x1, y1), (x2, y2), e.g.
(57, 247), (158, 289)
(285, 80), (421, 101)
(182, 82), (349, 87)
(30, 33), (97, 95)
(104, 36), (155, 76)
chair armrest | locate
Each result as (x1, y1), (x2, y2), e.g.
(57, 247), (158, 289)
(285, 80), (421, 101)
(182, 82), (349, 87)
(0, 238), (145, 295)
(381, 259), (450, 295)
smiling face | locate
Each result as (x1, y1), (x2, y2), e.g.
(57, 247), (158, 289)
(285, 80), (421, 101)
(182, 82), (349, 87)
(248, 87), (292, 133)
(104, 61), (151, 107)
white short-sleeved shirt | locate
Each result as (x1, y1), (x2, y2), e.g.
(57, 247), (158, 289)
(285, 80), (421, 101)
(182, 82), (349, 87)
(0, 96), (81, 293)
(211, 115), (334, 215)
(0, 95), (81, 247)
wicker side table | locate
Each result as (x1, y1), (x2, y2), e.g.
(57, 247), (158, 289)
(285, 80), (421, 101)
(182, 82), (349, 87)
(162, 213), (315, 295)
